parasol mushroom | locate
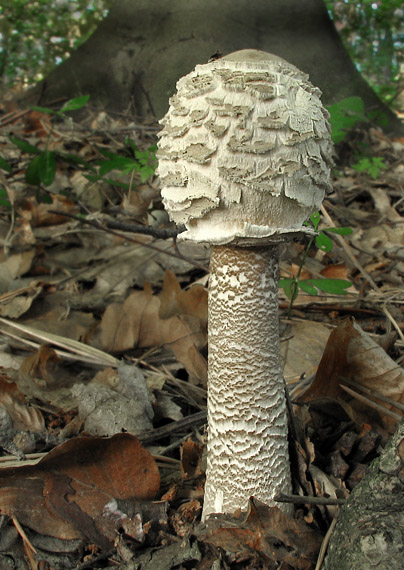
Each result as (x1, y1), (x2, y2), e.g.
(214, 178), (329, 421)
(157, 49), (333, 520)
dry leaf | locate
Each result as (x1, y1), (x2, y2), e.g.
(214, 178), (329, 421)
(282, 321), (331, 382)
(18, 195), (78, 227)
(320, 263), (351, 280)
(0, 283), (43, 318)
(298, 318), (404, 431)
(72, 363), (154, 436)
(0, 375), (44, 433)
(91, 271), (208, 384)
(0, 250), (36, 295)
(0, 434), (160, 550)
(159, 269), (208, 328)
(180, 438), (204, 480)
(199, 499), (322, 569)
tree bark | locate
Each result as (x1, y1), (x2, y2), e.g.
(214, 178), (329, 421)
(323, 418), (404, 570)
(18, 0), (401, 133)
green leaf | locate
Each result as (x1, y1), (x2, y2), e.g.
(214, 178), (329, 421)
(325, 227), (353, 236)
(60, 95), (90, 113)
(327, 96), (366, 143)
(38, 150), (56, 186)
(9, 135), (39, 155)
(310, 211), (321, 230)
(309, 278), (352, 295)
(59, 152), (96, 172)
(0, 187), (11, 210)
(279, 278), (295, 300)
(25, 155), (42, 185)
(0, 156), (12, 172)
(352, 156), (387, 179)
(30, 105), (57, 114)
(298, 281), (318, 295)
(125, 138), (138, 154)
(97, 156), (138, 176)
(315, 232), (334, 252)
(139, 165), (156, 182)
(25, 151), (56, 186)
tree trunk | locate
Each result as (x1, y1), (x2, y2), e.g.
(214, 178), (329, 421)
(323, 418), (404, 570)
(18, 0), (401, 132)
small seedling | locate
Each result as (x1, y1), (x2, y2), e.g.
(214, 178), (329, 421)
(279, 211), (353, 317)
(9, 95), (92, 197)
(86, 139), (157, 189)
(327, 96), (389, 144)
(7, 97), (157, 203)
(352, 156), (387, 179)
(327, 96), (367, 144)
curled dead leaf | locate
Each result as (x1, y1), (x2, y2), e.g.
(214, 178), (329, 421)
(298, 318), (404, 432)
(90, 271), (207, 384)
(0, 434), (160, 549)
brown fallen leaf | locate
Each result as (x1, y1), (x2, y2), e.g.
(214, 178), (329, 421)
(22, 110), (53, 137)
(0, 433), (160, 550)
(0, 374), (44, 433)
(18, 344), (78, 410)
(0, 283), (43, 319)
(90, 271), (208, 384)
(298, 318), (404, 431)
(320, 262), (351, 281)
(180, 438), (204, 480)
(18, 194), (78, 227)
(159, 269), (208, 328)
(198, 499), (322, 569)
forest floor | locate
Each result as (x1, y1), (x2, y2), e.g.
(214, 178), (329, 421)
(0, 102), (403, 570)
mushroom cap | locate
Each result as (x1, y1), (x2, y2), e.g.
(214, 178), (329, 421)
(157, 49), (333, 245)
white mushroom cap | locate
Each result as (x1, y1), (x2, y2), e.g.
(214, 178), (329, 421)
(157, 49), (333, 246)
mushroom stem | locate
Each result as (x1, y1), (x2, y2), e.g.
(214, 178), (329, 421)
(202, 244), (292, 520)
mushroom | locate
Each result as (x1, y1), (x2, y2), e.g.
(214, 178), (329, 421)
(157, 49), (333, 520)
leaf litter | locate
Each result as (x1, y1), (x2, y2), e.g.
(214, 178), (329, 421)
(0, 103), (404, 568)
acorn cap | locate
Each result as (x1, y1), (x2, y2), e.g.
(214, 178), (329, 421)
(157, 49), (333, 246)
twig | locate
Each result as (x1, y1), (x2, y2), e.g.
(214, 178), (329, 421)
(320, 204), (379, 291)
(12, 515), (38, 570)
(47, 210), (208, 271)
(315, 515), (338, 570)
(339, 384), (402, 421)
(138, 410), (206, 445)
(0, 317), (118, 367)
(106, 219), (179, 239)
(382, 304), (404, 343)
(48, 209), (178, 239)
(340, 377), (404, 413)
(274, 493), (346, 506)
(152, 454), (180, 464)
(159, 432), (195, 455)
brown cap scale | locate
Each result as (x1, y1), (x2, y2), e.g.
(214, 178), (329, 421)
(157, 49), (333, 520)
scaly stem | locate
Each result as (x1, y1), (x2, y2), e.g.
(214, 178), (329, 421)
(202, 244), (292, 520)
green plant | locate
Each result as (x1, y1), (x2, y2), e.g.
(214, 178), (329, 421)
(327, 96), (368, 144)
(327, 96), (389, 182)
(279, 212), (352, 317)
(9, 95), (92, 197)
(4, 96), (158, 208)
(352, 156), (387, 179)
(0, 153), (12, 209)
(0, 187), (11, 210)
(86, 139), (157, 189)
(327, 96), (389, 144)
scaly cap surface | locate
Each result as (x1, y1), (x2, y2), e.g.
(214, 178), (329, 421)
(157, 49), (333, 245)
